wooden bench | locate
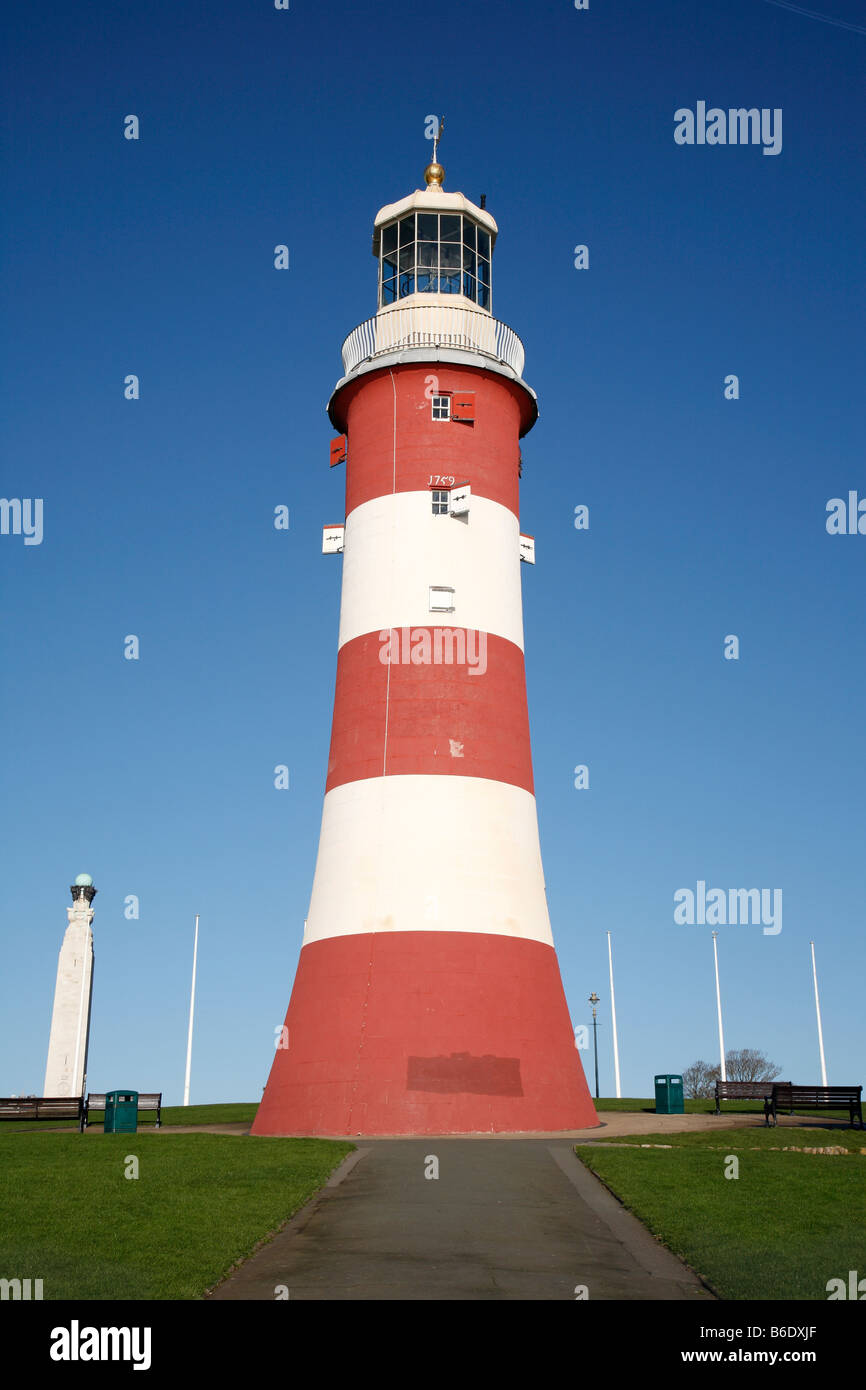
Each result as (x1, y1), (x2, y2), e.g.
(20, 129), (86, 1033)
(714, 1080), (788, 1114)
(0, 1096), (85, 1131)
(764, 1084), (863, 1128)
(83, 1092), (162, 1129)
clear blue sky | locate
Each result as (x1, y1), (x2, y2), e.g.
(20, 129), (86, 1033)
(2, 0), (863, 1103)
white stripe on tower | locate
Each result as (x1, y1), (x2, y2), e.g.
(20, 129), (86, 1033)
(337, 492), (524, 650)
(303, 776), (553, 945)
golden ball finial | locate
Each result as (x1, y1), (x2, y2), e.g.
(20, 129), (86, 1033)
(424, 161), (445, 187)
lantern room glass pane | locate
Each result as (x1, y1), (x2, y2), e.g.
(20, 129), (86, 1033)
(399, 271), (415, 297)
(463, 220), (476, 250)
(399, 245), (414, 273)
(440, 270), (460, 294)
(381, 223), (398, 255)
(382, 277), (397, 304)
(477, 229), (491, 260)
(462, 271), (476, 300)
(462, 246), (476, 275)
(417, 213), (438, 242)
(439, 242), (461, 270)
(478, 280), (489, 309)
(478, 257), (490, 287)
(399, 215), (415, 245)
(440, 215), (460, 242)
(417, 241), (437, 270)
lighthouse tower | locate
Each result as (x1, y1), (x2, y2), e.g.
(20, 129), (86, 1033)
(253, 151), (598, 1136)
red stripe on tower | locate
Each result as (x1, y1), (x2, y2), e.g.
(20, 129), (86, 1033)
(338, 364), (530, 518)
(254, 933), (590, 1137)
(325, 629), (534, 793)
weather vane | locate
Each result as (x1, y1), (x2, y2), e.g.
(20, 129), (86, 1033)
(432, 117), (444, 165)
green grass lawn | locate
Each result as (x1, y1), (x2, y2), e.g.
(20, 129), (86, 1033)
(595, 1096), (755, 1114)
(591, 1125), (866, 1153)
(593, 1096), (861, 1122)
(0, 1131), (353, 1299)
(596, 1096), (781, 1115)
(110, 1102), (258, 1127)
(3, 1100), (260, 1134)
(577, 1127), (866, 1300)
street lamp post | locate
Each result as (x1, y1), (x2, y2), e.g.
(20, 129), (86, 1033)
(588, 992), (600, 1100)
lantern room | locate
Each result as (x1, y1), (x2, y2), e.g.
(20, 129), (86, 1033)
(372, 161), (498, 312)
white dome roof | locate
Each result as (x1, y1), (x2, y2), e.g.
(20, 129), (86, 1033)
(372, 187), (497, 257)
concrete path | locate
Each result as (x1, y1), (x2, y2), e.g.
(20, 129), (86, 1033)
(207, 1138), (716, 1301)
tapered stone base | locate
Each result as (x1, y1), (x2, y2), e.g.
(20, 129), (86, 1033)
(252, 931), (599, 1136)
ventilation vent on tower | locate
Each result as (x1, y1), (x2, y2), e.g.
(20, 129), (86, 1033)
(429, 585), (455, 612)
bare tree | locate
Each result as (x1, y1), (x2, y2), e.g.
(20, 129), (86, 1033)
(682, 1049), (782, 1097)
(681, 1059), (720, 1099)
(723, 1048), (782, 1083)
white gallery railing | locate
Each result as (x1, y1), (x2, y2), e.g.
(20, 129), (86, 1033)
(341, 304), (525, 378)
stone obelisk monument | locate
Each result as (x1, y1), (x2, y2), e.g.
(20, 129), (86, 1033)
(44, 874), (96, 1097)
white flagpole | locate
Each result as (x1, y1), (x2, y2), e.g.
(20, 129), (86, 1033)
(607, 930), (621, 1098)
(183, 915), (200, 1107)
(810, 941), (828, 1086)
(712, 931), (726, 1082)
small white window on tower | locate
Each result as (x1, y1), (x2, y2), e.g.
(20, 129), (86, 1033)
(429, 585), (455, 613)
(431, 395), (451, 422)
(431, 489), (449, 515)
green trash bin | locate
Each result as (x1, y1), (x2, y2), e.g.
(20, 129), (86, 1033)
(104, 1090), (139, 1133)
(654, 1074), (684, 1115)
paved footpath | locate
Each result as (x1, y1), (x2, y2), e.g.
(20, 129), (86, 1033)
(207, 1136), (716, 1302)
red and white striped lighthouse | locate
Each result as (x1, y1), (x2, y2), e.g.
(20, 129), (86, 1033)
(253, 153), (598, 1136)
